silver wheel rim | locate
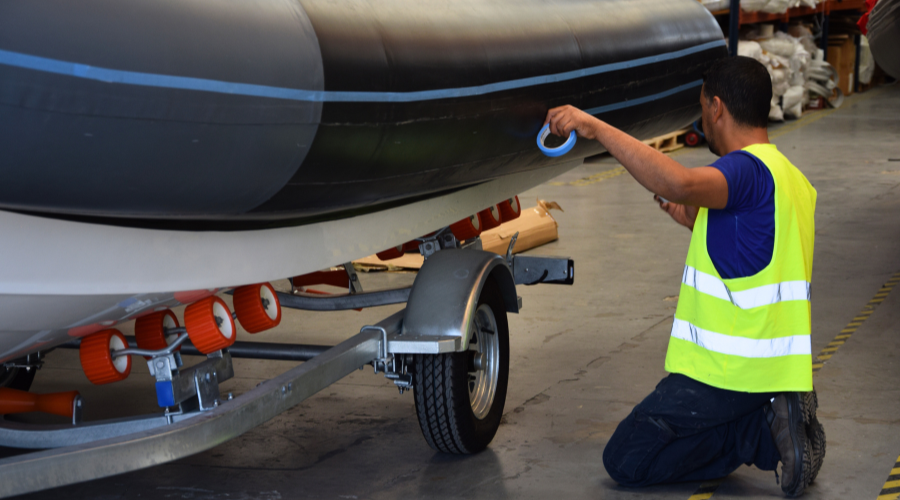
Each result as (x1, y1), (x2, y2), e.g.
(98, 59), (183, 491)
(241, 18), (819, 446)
(468, 303), (499, 420)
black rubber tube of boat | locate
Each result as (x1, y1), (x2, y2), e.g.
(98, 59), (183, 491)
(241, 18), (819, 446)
(0, 0), (726, 228)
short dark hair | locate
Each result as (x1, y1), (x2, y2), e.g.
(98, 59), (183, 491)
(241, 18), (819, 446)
(702, 56), (772, 128)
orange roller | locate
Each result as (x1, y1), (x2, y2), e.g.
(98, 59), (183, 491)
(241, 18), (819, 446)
(134, 310), (180, 359)
(185, 296), (236, 354)
(80, 329), (131, 385)
(449, 214), (482, 241)
(498, 196), (521, 222)
(478, 205), (502, 231)
(233, 283), (282, 334)
(0, 387), (80, 418)
(376, 245), (404, 261)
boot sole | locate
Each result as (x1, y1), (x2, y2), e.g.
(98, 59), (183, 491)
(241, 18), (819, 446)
(783, 393), (812, 498)
(804, 390), (826, 486)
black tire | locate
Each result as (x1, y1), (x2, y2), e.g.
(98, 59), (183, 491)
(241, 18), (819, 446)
(412, 278), (510, 454)
(0, 363), (36, 391)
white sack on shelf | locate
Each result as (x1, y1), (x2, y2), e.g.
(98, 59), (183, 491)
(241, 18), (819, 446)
(701, 0), (731, 11)
(762, 0), (791, 14)
(738, 40), (764, 60)
(769, 96), (785, 121)
(782, 85), (805, 118)
(760, 36), (797, 58)
(859, 35), (875, 85)
(741, 0), (769, 12)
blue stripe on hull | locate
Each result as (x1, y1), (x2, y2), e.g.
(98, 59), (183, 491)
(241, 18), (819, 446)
(0, 40), (723, 104)
(583, 80), (704, 115)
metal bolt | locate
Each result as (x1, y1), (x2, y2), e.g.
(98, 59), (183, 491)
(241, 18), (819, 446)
(227, 393), (234, 400)
(205, 373), (211, 382)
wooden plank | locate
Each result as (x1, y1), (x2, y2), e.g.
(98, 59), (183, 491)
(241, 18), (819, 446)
(642, 128), (689, 153)
(354, 200), (563, 271)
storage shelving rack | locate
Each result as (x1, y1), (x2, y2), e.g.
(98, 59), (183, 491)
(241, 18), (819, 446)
(712, 0), (866, 59)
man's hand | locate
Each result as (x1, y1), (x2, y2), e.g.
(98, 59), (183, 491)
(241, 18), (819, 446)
(544, 105), (600, 140)
(654, 195), (699, 230)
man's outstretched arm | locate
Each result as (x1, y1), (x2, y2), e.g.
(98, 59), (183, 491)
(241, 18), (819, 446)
(544, 105), (728, 210)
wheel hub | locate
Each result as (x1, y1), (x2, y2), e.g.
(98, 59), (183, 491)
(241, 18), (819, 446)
(468, 304), (500, 420)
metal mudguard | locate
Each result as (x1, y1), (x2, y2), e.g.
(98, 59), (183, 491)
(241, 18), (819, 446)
(398, 249), (518, 353)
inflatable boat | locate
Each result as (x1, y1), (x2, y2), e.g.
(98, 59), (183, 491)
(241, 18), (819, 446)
(0, 0), (725, 359)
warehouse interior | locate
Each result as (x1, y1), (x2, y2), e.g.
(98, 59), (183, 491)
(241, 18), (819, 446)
(1, 0), (899, 499)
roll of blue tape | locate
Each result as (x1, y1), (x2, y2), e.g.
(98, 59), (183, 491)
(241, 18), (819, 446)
(537, 123), (576, 157)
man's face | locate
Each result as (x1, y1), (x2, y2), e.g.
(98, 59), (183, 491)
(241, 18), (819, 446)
(699, 86), (721, 157)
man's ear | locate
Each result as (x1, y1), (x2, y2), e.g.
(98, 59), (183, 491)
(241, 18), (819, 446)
(710, 96), (725, 124)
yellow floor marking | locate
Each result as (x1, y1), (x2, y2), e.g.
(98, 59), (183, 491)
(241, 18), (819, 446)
(687, 480), (723, 500)
(548, 166), (626, 187)
(883, 479), (900, 489)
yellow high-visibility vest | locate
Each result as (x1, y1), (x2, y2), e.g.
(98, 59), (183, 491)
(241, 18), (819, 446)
(664, 144), (817, 393)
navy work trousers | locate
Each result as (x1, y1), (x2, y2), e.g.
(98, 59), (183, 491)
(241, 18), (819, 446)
(602, 373), (780, 487)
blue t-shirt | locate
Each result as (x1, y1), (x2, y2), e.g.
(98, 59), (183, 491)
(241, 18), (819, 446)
(706, 150), (775, 279)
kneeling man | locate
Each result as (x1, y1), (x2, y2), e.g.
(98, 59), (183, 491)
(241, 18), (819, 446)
(544, 56), (825, 497)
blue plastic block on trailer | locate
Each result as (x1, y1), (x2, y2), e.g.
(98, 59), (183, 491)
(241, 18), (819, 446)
(156, 381), (176, 407)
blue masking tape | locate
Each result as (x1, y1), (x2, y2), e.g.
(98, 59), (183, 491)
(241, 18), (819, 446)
(537, 124), (576, 157)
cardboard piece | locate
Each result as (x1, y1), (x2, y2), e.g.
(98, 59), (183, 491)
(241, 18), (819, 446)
(827, 35), (856, 97)
(354, 199), (563, 271)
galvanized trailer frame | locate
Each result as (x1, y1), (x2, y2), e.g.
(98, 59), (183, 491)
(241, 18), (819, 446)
(0, 246), (573, 498)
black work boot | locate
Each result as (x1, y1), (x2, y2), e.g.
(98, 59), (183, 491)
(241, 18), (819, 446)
(765, 393), (812, 497)
(804, 391), (826, 485)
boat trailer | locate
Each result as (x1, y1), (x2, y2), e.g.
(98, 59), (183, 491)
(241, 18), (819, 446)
(0, 233), (573, 497)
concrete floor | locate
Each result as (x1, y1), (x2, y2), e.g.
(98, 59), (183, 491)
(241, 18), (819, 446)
(7, 83), (900, 499)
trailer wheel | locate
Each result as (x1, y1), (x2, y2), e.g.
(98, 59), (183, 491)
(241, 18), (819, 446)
(0, 362), (36, 391)
(412, 278), (509, 454)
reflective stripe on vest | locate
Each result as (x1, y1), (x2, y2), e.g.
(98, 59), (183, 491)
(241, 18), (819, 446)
(681, 265), (810, 309)
(670, 318), (812, 358)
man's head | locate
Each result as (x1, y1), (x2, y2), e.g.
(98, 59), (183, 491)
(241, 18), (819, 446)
(700, 56), (772, 156)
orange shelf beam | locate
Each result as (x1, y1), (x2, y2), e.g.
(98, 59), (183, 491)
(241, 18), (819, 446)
(711, 0), (865, 25)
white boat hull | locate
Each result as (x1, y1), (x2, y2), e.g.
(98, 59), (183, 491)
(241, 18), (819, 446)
(0, 161), (580, 361)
